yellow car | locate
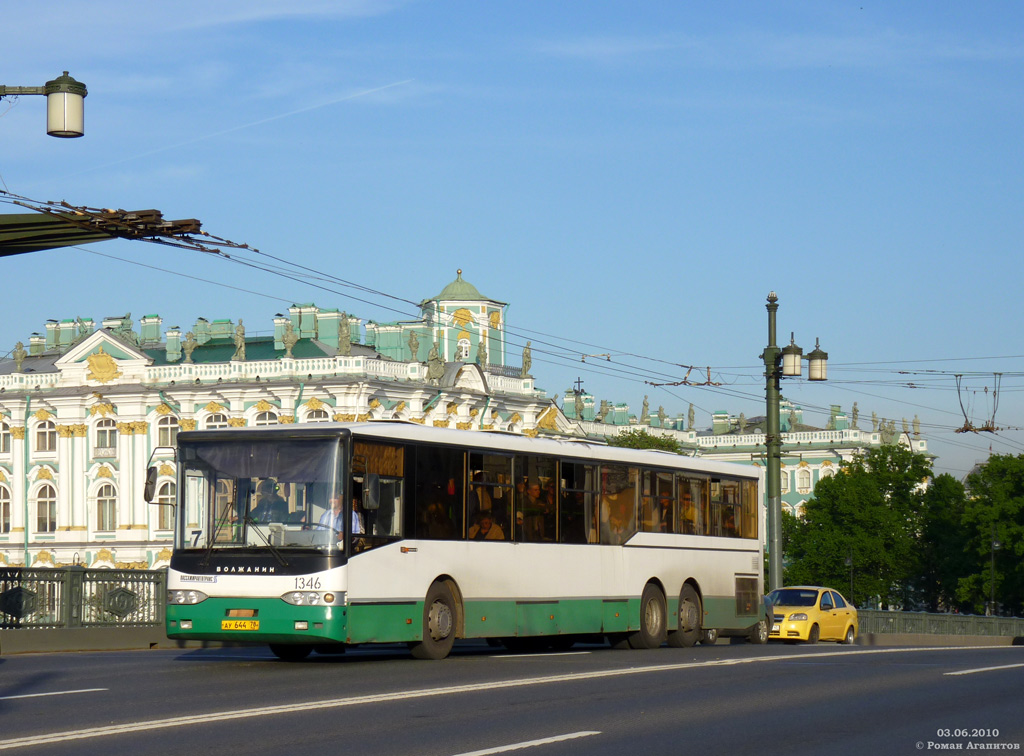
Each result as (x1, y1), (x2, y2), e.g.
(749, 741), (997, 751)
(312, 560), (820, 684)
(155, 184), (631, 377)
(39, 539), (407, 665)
(767, 586), (858, 644)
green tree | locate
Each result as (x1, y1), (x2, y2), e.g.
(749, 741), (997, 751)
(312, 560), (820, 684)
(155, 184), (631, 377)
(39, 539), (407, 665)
(957, 454), (1024, 616)
(785, 445), (931, 607)
(916, 474), (972, 612)
(606, 428), (682, 454)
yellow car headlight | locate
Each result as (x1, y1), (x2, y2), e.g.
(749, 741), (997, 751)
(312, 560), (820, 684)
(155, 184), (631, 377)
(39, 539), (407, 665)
(788, 613), (808, 621)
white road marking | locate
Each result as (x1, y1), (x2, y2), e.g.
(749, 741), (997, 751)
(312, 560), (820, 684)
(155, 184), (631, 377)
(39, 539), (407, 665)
(0, 688), (107, 701)
(944, 662), (1024, 676)
(0, 646), (1011, 751)
(449, 731), (601, 756)
(494, 651), (592, 658)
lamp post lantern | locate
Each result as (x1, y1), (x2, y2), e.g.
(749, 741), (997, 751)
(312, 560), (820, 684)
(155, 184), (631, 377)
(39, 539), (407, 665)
(0, 71), (88, 137)
(761, 292), (828, 591)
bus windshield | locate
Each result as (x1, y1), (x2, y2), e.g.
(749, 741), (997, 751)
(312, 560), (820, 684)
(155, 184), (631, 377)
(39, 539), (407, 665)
(178, 437), (344, 550)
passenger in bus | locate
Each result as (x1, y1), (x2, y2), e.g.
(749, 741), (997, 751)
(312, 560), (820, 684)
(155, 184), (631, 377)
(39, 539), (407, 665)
(657, 490), (673, 533)
(318, 496), (362, 534)
(423, 499), (456, 539)
(468, 511), (505, 540)
(251, 480), (288, 523)
(468, 471), (494, 521)
(680, 492), (698, 534)
(520, 479), (548, 541)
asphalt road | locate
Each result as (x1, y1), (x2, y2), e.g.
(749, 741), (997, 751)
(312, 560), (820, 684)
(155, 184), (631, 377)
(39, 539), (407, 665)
(1, 640), (1022, 755)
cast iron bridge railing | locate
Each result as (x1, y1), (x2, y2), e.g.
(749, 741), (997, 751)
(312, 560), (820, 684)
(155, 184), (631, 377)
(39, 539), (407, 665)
(0, 567), (166, 629)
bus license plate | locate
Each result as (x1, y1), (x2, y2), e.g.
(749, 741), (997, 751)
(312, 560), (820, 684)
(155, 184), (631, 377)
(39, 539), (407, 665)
(222, 620), (259, 631)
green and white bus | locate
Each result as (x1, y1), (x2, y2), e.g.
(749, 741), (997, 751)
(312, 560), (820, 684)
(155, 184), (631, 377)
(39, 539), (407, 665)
(153, 422), (767, 660)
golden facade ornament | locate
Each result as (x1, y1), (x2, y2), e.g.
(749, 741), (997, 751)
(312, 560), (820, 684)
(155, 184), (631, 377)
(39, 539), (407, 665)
(117, 422), (135, 435)
(179, 418), (197, 431)
(523, 428), (539, 438)
(279, 415), (295, 424)
(333, 414), (356, 422)
(456, 422), (472, 430)
(132, 421), (149, 434)
(34, 409), (53, 422)
(821, 459), (834, 467)
(433, 419), (450, 428)
(228, 417), (246, 427)
(57, 424), (75, 438)
(86, 347), (123, 384)
(37, 468), (54, 481)
(509, 412), (521, 425)
(410, 417), (425, 424)
(357, 413), (371, 422)
(394, 401), (406, 414)
(156, 547), (173, 563)
(369, 398), (382, 410)
(94, 548), (114, 565)
(11, 426), (25, 440)
(452, 308), (474, 330)
(537, 407), (559, 431)
(73, 424), (88, 437)
(255, 399), (275, 412)
(97, 466), (114, 479)
(204, 401), (225, 413)
(158, 463), (175, 477)
(469, 408), (479, 418)
(798, 460), (809, 468)
(0, 470), (6, 483)
(481, 424), (494, 430)
(35, 550), (56, 566)
(447, 402), (459, 415)
(155, 403), (174, 415)
(90, 402), (115, 417)
(489, 311), (501, 330)
(305, 397), (325, 411)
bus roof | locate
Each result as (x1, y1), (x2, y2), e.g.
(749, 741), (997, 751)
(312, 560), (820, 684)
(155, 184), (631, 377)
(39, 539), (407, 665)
(178, 421), (761, 480)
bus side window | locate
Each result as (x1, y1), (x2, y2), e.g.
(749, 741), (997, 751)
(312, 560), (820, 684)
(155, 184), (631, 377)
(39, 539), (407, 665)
(413, 444), (464, 539)
(559, 462), (598, 544)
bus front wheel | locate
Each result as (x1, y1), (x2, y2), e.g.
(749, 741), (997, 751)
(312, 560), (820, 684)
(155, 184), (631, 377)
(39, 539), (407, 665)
(667, 585), (702, 648)
(409, 581), (458, 660)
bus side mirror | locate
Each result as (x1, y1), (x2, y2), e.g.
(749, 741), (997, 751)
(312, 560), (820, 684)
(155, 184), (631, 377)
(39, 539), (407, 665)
(144, 466), (159, 503)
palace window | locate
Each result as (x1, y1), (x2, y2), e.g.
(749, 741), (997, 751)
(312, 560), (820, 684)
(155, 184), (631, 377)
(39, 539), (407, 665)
(0, 486), (10, 533)
(796, 469), (812, 495)
(157, 416), (179, 447)
(254, 411), (277, 426)
(36, 420), (57, 453)
(206, 413), (229, 429)
(156, 481), (175, 530)
(95, 418), (118, 457)
(0, 421), (10, 454)
(36, 484), (57, 533)
(96, 483), (117, 532)
(306, 409), (329, 423)
(780, 470), (789, 494)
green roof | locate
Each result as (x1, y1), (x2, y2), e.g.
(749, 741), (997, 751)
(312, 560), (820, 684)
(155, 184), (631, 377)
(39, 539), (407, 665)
(430, 270), (487, 302)
(143, 336), (330, 365)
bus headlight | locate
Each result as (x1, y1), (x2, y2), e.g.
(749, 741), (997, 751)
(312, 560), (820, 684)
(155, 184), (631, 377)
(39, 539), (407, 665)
(280, 591), (345, 606)
(168, 590), (208, 605)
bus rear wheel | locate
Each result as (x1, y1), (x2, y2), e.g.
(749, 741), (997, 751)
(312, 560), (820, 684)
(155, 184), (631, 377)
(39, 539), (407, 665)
(628, 583), (667, 649)
(269, 644), (312, 661)
(667, 584), (702, 648)
(409, 581), (458, 660)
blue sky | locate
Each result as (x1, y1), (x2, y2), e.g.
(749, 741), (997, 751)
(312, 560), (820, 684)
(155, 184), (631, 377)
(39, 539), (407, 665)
(1, 1), (1022, 478)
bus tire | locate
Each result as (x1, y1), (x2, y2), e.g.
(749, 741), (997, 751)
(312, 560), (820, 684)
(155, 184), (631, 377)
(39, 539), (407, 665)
(269, 644), (312, 661)
(667, 584), (701, 648)
(748, 618), (769, 644)
(409, 581), (458, 660)
(628, 583), (667, 649)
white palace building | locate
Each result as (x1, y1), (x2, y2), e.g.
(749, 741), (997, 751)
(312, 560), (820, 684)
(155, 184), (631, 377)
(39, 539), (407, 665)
(0, 271), (927, 569)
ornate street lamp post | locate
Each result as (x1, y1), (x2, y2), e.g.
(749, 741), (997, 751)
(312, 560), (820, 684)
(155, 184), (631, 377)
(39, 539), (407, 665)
(0, 71), (88, 137)
(761, 292), (828, 591)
